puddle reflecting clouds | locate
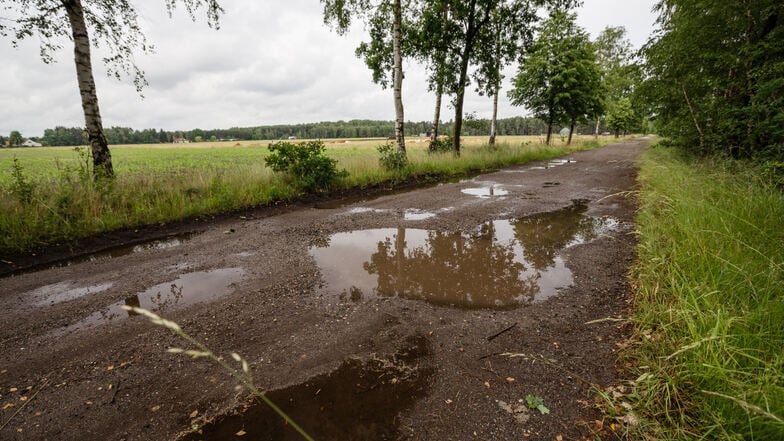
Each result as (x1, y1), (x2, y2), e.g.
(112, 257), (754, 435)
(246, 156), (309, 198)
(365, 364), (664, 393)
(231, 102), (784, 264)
(29, 281), (114, 306)
(403, 209), (436, 221)
(461, 185), (509, 198)
(58, 268), (244, 333)
(310, 201), (618, 309)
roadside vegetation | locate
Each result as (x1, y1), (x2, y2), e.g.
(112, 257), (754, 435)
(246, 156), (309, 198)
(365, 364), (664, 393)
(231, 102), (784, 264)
(627, 145), (783, 439)
(0, 135), (619, 255)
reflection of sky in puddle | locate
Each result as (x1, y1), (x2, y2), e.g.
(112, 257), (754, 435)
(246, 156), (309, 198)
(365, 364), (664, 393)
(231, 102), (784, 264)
(403, 209), (436, 221)
(310, 202), (618, 309)
(461, 186), (510, 198)
(347, 207), (387, 214)
(57, 268), (244, 334)
(29, 281), (114, 306)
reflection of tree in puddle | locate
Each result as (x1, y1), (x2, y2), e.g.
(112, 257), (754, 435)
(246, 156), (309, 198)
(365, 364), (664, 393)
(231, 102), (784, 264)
(362, 201), (600, 308)
(363, 224), (539, 308)
(123, 283), (185, 317)
(512, 201), (597, 271)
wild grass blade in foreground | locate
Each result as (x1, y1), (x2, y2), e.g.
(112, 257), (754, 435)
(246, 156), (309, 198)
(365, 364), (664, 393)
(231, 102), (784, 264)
(121, 305), (315, 441)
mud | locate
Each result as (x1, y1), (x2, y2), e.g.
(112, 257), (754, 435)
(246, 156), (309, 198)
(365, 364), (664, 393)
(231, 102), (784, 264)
(0, 138), (648, 440)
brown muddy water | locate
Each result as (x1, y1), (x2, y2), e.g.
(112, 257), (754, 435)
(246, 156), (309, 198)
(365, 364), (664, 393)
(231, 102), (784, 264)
(181, 334), (433, 441)
(54, 268), (244, 334)
(310, 201), (621, 309)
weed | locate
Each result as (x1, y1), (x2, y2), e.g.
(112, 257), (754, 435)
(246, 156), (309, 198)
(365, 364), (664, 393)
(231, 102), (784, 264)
(9, 157), (35, 204)
(525, 394), (550, 415)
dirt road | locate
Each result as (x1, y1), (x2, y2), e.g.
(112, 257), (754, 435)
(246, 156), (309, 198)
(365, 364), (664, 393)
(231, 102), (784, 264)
(0, 138), (648, 440)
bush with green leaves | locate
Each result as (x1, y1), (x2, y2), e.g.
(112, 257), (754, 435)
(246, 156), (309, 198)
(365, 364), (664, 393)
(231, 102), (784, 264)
(264, 140), (347, 192)
(377, 143), (408, 171)
(428, 136), (453, 154)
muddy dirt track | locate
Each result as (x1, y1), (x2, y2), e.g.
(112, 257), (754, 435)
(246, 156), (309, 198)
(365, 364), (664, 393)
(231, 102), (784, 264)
(0, 138), (648, 441)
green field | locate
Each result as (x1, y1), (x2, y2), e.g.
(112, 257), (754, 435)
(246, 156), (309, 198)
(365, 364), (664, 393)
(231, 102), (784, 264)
(0, 135), (621, 254)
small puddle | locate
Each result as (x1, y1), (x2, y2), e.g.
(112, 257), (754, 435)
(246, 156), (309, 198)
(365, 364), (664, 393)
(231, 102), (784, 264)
(347, 207), (387, 215)
(57, 268), (243, 334)
(183, 334), (432, 441)
(403, 209), (436, 221)
(29, 281), (114, 306)
(4, 233), (196, 278)
(461, 185), (509, 198)
(310, 201), (618, 308)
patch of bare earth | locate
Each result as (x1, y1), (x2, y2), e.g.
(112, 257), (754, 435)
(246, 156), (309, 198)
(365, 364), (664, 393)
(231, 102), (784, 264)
(0, 138), (648, 440)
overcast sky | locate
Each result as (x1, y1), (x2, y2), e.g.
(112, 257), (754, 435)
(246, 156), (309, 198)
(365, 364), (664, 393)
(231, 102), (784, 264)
(0, 0), (658, 137)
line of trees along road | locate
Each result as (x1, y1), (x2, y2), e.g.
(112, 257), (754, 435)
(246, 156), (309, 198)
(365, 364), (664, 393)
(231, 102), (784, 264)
(639, 0), (783, 160)
(2, 0), (641, 171)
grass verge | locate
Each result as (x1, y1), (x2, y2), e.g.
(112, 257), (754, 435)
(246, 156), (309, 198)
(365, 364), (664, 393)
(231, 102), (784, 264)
(0, 136), (618, 254)
(627, 146), (784, 439)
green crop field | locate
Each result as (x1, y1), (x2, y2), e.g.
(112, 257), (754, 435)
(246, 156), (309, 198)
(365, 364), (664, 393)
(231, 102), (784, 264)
(0, 135), (584, 184)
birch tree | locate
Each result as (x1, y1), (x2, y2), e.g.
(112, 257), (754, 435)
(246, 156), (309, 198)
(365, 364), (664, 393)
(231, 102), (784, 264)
(323, 0), (408, 155)
(0, 0), (223, 177)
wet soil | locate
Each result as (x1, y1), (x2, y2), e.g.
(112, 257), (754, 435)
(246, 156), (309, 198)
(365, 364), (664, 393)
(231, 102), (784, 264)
(0, 138), (648, 440)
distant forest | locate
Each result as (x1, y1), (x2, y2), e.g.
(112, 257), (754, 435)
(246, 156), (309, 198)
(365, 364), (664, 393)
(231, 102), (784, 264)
(16, 117), (605, 147)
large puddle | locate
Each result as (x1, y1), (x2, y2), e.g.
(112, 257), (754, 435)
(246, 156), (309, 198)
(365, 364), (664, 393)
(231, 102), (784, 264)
(182, 334), (432, 441)
(310, 201), (618, 309)
(56, 268), (243, 334)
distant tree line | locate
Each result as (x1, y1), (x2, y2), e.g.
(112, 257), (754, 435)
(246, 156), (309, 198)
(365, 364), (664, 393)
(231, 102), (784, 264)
(4, 117), (605, 147)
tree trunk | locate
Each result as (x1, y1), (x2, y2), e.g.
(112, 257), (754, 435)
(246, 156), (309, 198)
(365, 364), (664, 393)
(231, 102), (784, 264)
(63, 0), (113, 178)
(489, 85), (499, 145)
(452, 52), (469, 156)
(567, 119), (575, 145)
(394, 227), (406, 294)
(429, 84), (442, 151)
(545, 115), (553, 146)
(392, 0), (406, 155)
(489, 21), (501, 146)
(452, 0), (479, 156)
(594, 116), (600, 138)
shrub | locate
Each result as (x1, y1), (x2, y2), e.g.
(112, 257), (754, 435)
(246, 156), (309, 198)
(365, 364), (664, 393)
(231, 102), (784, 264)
(377, 143), (408, 171)
(428, 136), (453, 154)
(264, 140), (347, 192)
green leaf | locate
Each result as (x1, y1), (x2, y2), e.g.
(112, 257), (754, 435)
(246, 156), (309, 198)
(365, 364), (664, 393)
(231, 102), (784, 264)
(525, 394), (550, 415)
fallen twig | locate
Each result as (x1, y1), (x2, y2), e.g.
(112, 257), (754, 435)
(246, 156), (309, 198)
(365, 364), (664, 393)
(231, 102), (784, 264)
(487, 322), (518, 341)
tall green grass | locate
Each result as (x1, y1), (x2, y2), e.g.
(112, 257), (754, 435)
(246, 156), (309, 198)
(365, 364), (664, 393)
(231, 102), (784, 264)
(630, 146), (784, 439)
(0, 136), (613, 254)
